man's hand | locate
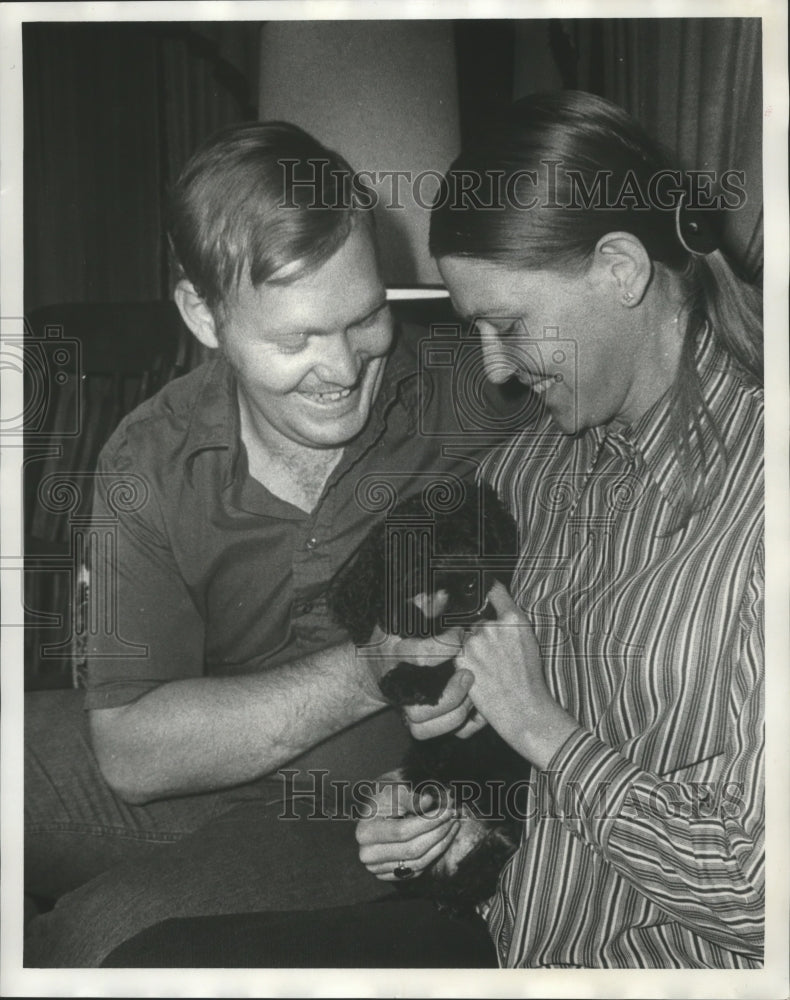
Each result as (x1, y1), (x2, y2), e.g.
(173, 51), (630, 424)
(356, 770), (460, 881)
(356, 624), (464, 698)
(356, 625), (487, 741)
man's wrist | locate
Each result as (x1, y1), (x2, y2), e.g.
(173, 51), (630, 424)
(347, 640), (391, 712)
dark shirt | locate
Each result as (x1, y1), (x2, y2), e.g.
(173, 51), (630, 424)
(85, 323), (519, 782)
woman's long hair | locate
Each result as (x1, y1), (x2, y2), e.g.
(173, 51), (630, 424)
(430, 91), (762, 524)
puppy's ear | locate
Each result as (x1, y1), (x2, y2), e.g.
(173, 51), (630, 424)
(327, 540), (385, 646)
(480, 482), (519, 587)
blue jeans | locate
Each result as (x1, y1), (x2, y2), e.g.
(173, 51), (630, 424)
(25, 690), (393, 967)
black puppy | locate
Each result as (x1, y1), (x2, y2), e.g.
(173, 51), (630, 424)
(329, 482), (530, 914)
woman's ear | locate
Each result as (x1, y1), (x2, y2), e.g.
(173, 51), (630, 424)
(174, 280), (220, 350)
(593, 232), (653, 307)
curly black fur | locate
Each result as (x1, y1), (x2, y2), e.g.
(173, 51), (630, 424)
(328, 481), (531, 914)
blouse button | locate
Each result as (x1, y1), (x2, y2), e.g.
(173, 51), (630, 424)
(305, 537), (317, 551)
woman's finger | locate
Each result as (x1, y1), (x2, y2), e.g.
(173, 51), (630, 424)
(405, 670), (474, 724)
(358, 814), (457, 867)
(406, 694), (477, 741)
(364, 819), (459, 875)
(355, 805), (454, 847)
(453, 709), (489, 740)
(394, 627), (464, 666)
(364, 820), (461, 879)
(485, 580), (519, 617)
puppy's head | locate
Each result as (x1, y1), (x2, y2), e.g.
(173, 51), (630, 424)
(408, 568), (499, 635)
(328, 482), (518, 645)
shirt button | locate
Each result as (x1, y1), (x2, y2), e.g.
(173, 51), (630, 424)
(305, 537), (317, 551)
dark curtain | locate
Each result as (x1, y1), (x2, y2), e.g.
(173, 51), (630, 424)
(24, 25), (163, 310)
(454, 21), (516, 148)
(454, 18), (763, 282)
(545, 18), (763, 280)
(22, 23), (259, 687)
(23, 22), (259, 314)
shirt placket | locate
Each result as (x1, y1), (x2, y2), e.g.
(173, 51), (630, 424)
(289, 485), (342, 652)
(543, 432), (641, 720)
(283, 393), (393, 655)
(569, 434), (638, 621)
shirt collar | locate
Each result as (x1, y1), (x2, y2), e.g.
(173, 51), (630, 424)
(182, 354), (239, 486)
(602, 324), (737, 509)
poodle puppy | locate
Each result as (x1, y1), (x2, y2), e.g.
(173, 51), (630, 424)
(328, 481), (531, 913)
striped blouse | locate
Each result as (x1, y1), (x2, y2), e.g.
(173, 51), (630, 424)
(480, 326), (764, 968)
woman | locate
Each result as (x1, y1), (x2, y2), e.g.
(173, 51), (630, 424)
(357, 90), (764, 969)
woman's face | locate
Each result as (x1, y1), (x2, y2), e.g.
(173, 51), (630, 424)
(437, 255), (657, 435)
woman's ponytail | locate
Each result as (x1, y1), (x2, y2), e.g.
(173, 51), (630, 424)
(694, 249), (763, 385)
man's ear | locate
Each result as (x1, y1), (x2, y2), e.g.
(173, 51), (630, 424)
(593, 232), (653, 307)
(174, 279), (220, 350)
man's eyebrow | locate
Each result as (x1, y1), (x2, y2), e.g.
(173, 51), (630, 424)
(306, 297), (388, 336)
(269, 297), (388, 341)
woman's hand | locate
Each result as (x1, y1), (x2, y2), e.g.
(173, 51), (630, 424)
(356, 624), (486, 737)
(401, 669), (489, 740)
(363, 625), (488, 741)
(460, 581), (580, 769)
(355, 625), (466, 707)
(356, 770), (460, 881)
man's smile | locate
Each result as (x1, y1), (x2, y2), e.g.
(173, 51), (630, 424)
(298, 386), (355, 404)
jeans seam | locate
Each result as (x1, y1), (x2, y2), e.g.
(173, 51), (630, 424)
(26, 821), (184, 843)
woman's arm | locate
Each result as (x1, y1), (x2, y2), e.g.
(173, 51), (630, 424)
(458, 574), (765, 957)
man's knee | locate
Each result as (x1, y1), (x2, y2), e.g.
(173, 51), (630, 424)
(26, 690), (88, 881)
(24, 864), (179, 968)
(25, 688), (190, 899)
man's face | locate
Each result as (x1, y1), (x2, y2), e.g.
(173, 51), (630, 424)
(218, 223), (394, 450)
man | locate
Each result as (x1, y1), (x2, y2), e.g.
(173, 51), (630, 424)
(24, 121), (512, 966)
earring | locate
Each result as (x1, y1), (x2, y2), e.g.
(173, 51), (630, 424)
(622, 291), (634, 304)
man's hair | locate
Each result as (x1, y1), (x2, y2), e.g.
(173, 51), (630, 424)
(168, 120), (374, 312)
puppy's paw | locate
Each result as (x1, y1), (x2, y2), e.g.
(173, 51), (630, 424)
(431, 805), (491, 877)
(378, 659), (455, 706)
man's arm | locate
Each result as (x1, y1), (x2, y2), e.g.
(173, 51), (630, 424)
(85, 440), (392, 805)
(90, 628), (464, 804)
(89, 641), (381, 804)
